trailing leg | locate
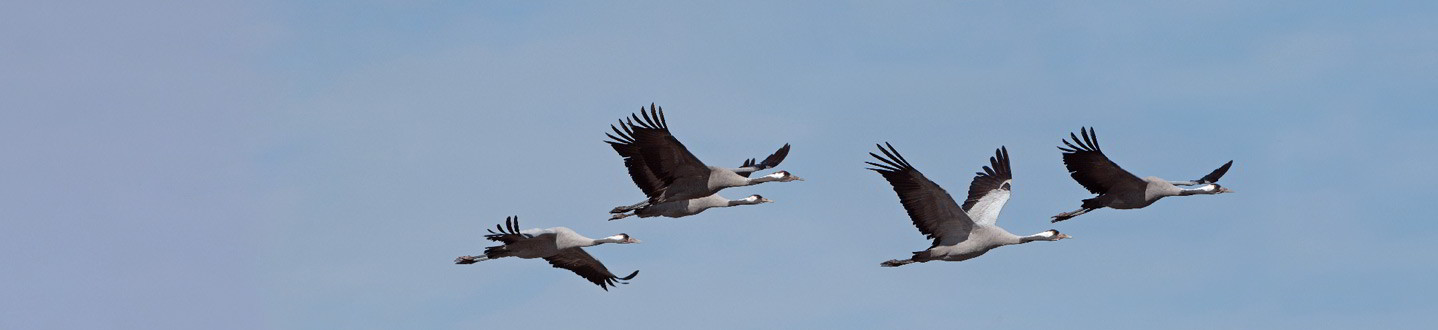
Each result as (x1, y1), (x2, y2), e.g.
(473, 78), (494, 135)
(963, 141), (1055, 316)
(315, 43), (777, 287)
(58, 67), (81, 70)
(454, 255), (489, 264)
(1051, 207), (1093, 222)
(610, 200), (650, 213)
(880, 258), (918, 267)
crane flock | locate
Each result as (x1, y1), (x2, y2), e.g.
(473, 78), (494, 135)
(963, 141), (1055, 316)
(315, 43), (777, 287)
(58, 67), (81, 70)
(455, 104), (1235, 290)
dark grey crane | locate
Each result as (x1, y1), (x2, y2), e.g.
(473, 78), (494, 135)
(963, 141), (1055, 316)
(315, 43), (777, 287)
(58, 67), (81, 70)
(609, 194), (772, 220)
(867, 143), (1071, 267)
(610, 158), (776, 220)
(607, 104), (801, 214)
(454, 216), (640, 291)
(1051, 127), (1234, 222)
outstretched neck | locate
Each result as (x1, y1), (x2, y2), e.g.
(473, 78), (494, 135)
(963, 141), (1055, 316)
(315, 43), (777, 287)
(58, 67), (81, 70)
(1018, 231), (1059, 243)
(589, 236), (624, 246)
(744, 175), (783, 186)
(1178, 184), (1220, 196)
(725, 198), (764, 207)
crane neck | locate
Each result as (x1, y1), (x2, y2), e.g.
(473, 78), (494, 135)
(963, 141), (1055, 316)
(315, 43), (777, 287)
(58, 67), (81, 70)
(1018, 231), (1060, 243)
(590, 235), (626, 246)
(725, 197), (766, 207)
(745, 175), (783, 185)
(1178, 184), (1220, 196)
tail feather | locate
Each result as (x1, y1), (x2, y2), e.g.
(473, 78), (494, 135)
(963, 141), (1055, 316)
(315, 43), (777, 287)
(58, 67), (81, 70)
(482, 245), (509, 259)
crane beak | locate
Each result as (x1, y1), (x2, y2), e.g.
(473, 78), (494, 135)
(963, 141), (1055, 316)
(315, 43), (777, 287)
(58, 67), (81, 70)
(791, 176), (805, 182)
(1059, 234), (1073, 239)
(1218, 187), (1234, 193)
(760, 198), (774, 203)
(624, 238), (641, 244)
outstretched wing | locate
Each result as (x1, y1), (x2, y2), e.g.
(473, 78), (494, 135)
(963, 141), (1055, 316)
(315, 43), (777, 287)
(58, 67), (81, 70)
(543, 248), (639, 291)
(1196, 160), (1234, 184)
(622, 104), (709, 192)
(866, 143), (974, 248)
(606, 120), (666, 196)
(1058, 127), (1145, 194)
(483, 216), (533, 244)
(757, 144), (791, 168)
(962, 147), (1013, 226)
(738, 159), (757, 178)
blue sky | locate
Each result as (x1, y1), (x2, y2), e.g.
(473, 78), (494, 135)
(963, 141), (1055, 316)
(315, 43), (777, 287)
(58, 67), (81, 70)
(4, 1), (1436, 329)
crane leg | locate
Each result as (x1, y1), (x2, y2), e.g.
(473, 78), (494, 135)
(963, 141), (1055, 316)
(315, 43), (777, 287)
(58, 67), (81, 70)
(454, 255), (489, 264)
(1051, 208), (1093, 222)
(881, 259), (917, 267)
(610, 200), (650, 213)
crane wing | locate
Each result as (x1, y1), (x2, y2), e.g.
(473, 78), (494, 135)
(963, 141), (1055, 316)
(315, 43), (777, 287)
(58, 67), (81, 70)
(622, 104), (709, 193)
(1058, 127), (1145, 194)
(606, 120), (666, 196)
(543, 248), (639, 291)
(1196, 160), (1234, 184)
(738, 158), (758, 178)
(962, 147), (1013, 226)
(866, 143), (974, 248)
(483, 216), (534, 244)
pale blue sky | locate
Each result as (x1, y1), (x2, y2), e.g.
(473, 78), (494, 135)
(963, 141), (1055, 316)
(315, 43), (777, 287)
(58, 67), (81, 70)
(4, 1), (1436, 329)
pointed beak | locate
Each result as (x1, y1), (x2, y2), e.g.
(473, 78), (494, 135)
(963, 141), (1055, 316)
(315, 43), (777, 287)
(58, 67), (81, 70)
(761, 198), (774, 203)
(792, 176), (805, 181)
(1059, 234), (1073, 239)
(624, 238), (641, 244)
(1219, 187), (1234, 193)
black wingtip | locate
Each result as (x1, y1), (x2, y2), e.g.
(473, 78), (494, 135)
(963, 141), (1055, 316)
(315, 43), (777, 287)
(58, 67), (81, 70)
(619, 270), (639, 281)
(877, 142), (908, 166)
(868, 151), (904, 171)
(1198, 160), (1235, 183)
(756, 143), (792, 169)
